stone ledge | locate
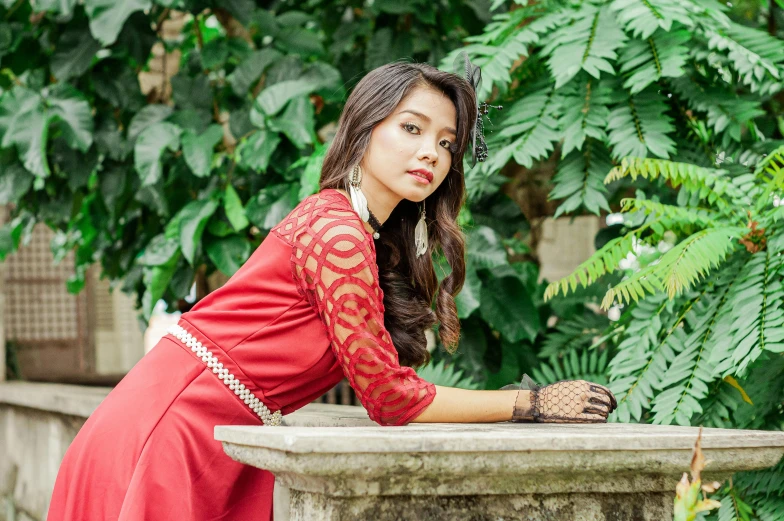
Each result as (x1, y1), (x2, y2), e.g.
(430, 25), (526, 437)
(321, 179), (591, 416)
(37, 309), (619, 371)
(216, 422), (784, 453)
(0, 382), (111, 418)
(216, 422), (784, 499)
(280, 403), (373, 428)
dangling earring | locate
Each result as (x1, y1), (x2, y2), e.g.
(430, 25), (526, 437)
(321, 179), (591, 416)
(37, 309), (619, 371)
(415, 200), (428, 257)
(348, 164), (369, 222)
(347, 164), (382, 239)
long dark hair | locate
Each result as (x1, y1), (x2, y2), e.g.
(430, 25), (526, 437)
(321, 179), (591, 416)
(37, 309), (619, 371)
(319, 60), (476, 368)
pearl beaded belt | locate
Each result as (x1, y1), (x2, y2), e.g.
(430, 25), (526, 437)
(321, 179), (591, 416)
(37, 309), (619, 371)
(167, 324), (282, 426)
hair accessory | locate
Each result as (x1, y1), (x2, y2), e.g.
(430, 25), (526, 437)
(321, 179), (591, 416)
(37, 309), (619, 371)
(414, 199), (428, 257)
(454, 51), (503, 168)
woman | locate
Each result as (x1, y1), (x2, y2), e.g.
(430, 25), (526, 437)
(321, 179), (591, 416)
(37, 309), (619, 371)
(47, 59), (617, 520)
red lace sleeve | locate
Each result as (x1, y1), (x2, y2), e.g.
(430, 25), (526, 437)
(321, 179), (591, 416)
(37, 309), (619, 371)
(290, 204), (436, 426)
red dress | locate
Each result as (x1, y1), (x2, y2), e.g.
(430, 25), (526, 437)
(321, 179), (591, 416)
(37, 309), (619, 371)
(47, 189), (436, 520)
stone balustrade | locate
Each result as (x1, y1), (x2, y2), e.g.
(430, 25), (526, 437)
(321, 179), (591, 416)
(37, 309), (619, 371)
(217, 406), (784, 521)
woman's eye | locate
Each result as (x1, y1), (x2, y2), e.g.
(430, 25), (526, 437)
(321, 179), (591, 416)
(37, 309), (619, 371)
(402, 122), (454, 153)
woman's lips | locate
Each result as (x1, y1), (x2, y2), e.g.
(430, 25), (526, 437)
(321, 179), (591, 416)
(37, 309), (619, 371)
(407, 170), (433, 184)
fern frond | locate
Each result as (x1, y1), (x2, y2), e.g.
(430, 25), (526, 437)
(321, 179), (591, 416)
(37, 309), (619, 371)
(492, 83), (561, 169)
(700, 21), (784, 96)
(608, 293), (687, 423)
(541, 3), (627, 88)
(416, 358), (482, 390)
(619, 198), (717, 228)
(606, 157), (742, 206)
(649, 270), (739, 425)
(610, 0), (692, 39)
(601, 226), (743, 309)
(711, 250), (784, 379)
(558, 76), (613, 155)
(531, 347), (610, 385)
(550, 140), (614, 218)
(539, 312), (611, 358)
(619, 29), (691, 94)
(754, 144), (784, 192)
(544, 225), (646, 301)
(607, 89), (676, 159)
(714, 489), (755, 521)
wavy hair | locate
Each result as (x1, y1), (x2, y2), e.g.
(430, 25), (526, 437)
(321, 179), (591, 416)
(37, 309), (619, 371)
(319, 61), (475, 367)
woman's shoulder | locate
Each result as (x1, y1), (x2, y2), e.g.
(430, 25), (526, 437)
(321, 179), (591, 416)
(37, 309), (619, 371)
(272, 189), (370, 245)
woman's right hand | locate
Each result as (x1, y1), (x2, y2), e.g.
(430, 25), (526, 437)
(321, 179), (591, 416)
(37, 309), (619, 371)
(506, 378), (617, 423)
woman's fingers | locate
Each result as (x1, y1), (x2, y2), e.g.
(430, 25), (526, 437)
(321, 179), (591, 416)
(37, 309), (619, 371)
(583, 403), (610, 416)
(589, 384), (618, 409)
(588, 396), (611, 409)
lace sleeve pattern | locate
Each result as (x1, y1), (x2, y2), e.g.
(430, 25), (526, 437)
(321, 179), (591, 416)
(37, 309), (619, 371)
(278, 201), (436, 426)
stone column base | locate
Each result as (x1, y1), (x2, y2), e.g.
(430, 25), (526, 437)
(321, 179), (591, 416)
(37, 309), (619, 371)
(289, 490), (672, 521)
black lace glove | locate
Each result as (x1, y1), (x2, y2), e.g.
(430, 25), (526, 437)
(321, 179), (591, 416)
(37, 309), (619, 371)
(501, 374), (618, 423)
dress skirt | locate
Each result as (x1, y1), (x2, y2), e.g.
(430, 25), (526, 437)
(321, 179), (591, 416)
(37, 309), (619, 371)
(47, 335), (275, 521)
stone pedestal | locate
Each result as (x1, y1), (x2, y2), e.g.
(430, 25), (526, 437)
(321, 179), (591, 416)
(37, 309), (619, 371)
(216, 417), (784, 521)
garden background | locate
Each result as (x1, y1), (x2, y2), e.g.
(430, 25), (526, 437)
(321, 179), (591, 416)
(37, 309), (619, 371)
(0, 0), (783, 519)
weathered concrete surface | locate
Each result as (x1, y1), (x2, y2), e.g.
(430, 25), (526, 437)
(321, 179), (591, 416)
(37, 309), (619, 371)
(217, 420), (784, 521)
(0, 382), (111, 521)
(0, 385), (359, 521)
(288, 490), (672, 521)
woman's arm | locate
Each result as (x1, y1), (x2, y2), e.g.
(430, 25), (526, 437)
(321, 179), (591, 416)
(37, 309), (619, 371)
(410, 386), (530, 423)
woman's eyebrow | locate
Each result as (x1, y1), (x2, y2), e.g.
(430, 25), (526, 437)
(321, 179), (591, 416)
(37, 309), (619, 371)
(398, 109), (457, 136)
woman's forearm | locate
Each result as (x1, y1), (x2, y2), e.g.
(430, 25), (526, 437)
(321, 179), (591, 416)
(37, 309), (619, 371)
(410, 385), (529, 423)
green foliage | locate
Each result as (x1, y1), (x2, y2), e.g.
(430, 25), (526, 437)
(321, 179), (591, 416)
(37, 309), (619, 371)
(416, 358), (482, 390)
(443, 0), (784, 215)
(547, 148), (784, 518)
(0, 0), (489, 320)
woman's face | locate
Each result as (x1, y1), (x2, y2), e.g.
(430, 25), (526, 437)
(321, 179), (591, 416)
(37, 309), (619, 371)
(360, 85), (458, 204)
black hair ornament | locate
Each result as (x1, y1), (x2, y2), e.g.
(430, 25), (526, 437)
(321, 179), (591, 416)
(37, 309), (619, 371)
(454, 51), (503, 168)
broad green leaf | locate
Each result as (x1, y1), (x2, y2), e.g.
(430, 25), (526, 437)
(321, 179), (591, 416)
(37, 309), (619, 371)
(138, 234), (179, 266)
(142, 254), (179, 319)
(84, 0), (152, 46)
(206, 236), (252, 276)
(47, 84), (94, 152)
(134, 122), (182, 186)
(456, 262), (481, 319)
(93, 60), (146, 111)
(200, 38), (229, 70)
(237, 130), (281, 172)
(99, 163), (128, 213)
(51, 29), (102, 80)
(32, 0), (77, 15)
(181, 124), (223, 177)
(267, 96), (314, 149)
(178, 198), (219, 265)
(480, 275), (540, 343)
(297, 142), (328, 200)
(227, 48), (282, 97)
(466, 226), (507, 270)
(254, 78), (325, 116)
(275, 27), (325, 56)
(0, 163), (33, 204)
(128, 104), (174, 142)
(224, 184), (249, 232)
(221, 0), (255, 26)
(0, 89), (49, 178)
(245, 184), (298, 230)
(455, 319), (489, 384)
